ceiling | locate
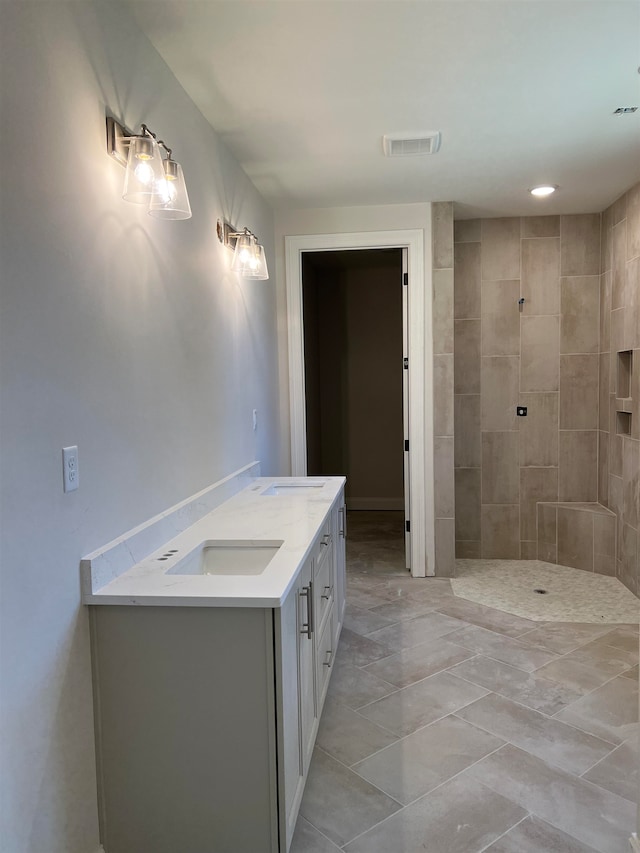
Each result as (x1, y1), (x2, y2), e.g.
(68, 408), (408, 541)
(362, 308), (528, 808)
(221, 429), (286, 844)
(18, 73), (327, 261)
(127, 1), (640, 218)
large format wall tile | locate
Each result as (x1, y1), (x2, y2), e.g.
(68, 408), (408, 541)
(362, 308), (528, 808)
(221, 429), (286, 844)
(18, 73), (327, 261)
(612, 220), (627, 309)
(622, 437), (639, 530)
(557, 508), (594, 571)
(434, 354), (454, 436)
(598, 431), (610, 506)
(482, 280), (520, 356)
(600, 271), (611, 351)
(455, 468), (481, 541)
(433, 201), (454, 270)
(559, 354), (599, 430)
(520, 468), (558, 542)
(599, 353), (610, 431)
(627, 181), (640, 260)
(435, 518), (456, 578)
(560, 276), (600, 353)
(434, 436), (455, 517)
(560, 214), (601, 276)
(481, 505), (520, 558)
(482, 432), (519, 504)
(454, 242), (481, 319)
(559, 431), (598, 501)
(481, 357), (519, 430)
(521, 316), (560, 392)
(521, 216), (560, 239)
(454, 320), (481, 394)
(518, 393), (559, 467)
(454, 219), (481, 243)
(454, 394), (481, 468)
(433, 268), (454, 354)
(481, 218), (521, 280)
(521, 237), (560, 315)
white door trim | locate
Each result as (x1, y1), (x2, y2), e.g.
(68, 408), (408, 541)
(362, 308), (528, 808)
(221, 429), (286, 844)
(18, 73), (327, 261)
(284, 229), (434, 578)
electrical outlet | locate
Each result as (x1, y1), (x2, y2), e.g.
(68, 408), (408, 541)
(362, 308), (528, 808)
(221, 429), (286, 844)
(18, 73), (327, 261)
(252, 409), (258, 431)
(517, 406), (528, 417)
(62, 446), (79, 492)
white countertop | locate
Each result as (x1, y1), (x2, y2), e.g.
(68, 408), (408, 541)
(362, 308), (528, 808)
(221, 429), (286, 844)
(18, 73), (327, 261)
(83, 476), (345, 608)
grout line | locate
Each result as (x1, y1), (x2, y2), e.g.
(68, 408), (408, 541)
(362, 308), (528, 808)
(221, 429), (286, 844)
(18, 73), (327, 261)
(476, 813), (531, 852)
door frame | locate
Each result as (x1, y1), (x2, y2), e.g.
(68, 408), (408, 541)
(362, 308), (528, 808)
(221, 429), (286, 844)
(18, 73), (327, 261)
(284, 229), (434, 578)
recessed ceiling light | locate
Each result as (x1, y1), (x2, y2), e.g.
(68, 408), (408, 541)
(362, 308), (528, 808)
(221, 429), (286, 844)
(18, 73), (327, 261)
(529, 185), (557, 197)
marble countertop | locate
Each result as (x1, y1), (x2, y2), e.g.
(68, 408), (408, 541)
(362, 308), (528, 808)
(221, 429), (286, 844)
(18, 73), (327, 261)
(82, 476), (345, 608)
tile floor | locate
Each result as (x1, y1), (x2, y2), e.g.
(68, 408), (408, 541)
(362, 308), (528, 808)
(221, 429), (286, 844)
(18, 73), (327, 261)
(291, 512), (639, 853)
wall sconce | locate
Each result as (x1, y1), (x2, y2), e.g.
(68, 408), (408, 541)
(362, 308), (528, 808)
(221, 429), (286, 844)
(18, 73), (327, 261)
(217, 220), (269, 280)
(106, 116), (192, 220)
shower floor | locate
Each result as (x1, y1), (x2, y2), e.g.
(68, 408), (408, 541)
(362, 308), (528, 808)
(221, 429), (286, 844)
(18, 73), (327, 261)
(452, 559), (639, 624)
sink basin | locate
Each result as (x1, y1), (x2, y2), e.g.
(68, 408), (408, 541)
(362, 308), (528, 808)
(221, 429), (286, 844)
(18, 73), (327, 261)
(261, 480), (327, 496)
(166, 540), (283, 576)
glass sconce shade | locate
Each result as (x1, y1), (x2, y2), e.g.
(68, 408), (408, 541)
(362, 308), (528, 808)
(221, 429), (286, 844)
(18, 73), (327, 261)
(122, 134), (165, 204)
(149, 159), (192, 220)
(231, 231), (269, 279)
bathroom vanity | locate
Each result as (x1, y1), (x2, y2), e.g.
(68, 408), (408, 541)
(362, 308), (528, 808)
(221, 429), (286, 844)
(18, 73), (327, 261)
(84, 476), (346, 853)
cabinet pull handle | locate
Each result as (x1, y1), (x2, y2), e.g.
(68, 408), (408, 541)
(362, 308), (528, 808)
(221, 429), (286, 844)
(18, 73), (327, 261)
(339, 506), (347, 539)
(321, 534), (332, 548)
(323, 649), (333, 667)
(299, 582), (314, 638)
(321, 584), (333, 600)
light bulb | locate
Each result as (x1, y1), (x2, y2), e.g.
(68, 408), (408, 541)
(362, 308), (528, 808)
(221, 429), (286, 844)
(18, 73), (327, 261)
(134, 161), (155, 185)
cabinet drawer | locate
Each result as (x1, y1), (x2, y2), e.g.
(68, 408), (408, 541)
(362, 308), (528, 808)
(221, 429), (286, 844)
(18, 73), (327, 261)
(316, 609), (335, 709)
(312, 519), (331, 568)
(313, 541), (333, 633)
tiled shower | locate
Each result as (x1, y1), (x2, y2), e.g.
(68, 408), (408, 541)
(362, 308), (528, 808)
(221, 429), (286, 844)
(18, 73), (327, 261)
(446, 181), (640, 596)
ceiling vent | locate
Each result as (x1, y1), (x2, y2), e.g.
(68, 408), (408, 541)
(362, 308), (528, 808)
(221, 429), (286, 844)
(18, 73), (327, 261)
(382, 131), (441, 157)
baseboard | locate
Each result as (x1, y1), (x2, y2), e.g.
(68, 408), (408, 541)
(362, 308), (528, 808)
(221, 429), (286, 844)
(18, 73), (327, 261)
(629, 833), (640, 852)
(348, 498), (405, 511)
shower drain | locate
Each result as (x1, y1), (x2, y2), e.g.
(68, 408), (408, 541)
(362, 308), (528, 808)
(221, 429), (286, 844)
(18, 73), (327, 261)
(534, 588), (548, 594)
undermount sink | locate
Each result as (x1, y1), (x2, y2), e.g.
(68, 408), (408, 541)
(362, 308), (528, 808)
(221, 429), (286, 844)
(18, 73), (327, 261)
(166, 541), (283, 576)
(261, 480), (327, 496)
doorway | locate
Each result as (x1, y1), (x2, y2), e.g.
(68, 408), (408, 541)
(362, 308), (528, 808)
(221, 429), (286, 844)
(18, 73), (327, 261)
(284, 229), (433, 578)
(302, 248), (410, 569)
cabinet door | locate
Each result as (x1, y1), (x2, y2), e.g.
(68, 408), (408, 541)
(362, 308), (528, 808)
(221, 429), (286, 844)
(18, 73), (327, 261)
(298, 557), (317, 776)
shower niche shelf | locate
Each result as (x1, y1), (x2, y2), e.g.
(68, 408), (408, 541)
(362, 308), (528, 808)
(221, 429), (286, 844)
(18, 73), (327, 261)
(615, 350), (633, 435)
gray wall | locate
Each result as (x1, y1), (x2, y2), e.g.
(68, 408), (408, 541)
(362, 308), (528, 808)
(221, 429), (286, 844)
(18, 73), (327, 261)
(0, 3), (281, 851)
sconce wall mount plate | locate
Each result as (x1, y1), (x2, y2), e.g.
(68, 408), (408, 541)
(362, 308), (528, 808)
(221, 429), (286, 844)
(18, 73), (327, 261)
(218, 219), (269, 280)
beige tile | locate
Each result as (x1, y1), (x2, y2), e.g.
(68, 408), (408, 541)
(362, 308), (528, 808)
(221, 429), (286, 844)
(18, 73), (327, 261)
(326, 660), (396, 711)
(435, 597), (538, 639)
(622, 437), (639, 529)
(559, 354), (599, 430)
(627, 180), (640, 261)
(518, 622), (613, 654)
(454, 218), (481, 243)
(536, 655), (628, 694)
(366, 611), (464, 652)
(435, 518), (456, 578)
(521, 216), (560, 238)
(481, 356), (519, 430)
(555, 675), (638, 746)
(609, 399), (623, 475)
(363, 639), (474, 689)
(560, 276), (600, 353)
(612, 220), (627, 309)
(609, 475), (623, 553)
(455, 468), (481, 541)
(481, 217), (521, 280)
(600, 271), (611, 352)
(631, 351), (640, 440)
(315, 701), (398, 767)
(456, 540), (481, 558)
(448, 624), (558, 672)
(520, 468), (558, 541)
(454, 319), (481, 394)
(518, 392), (559, 466)
(343, 604), (396, 637)
(558, 431), (598, 501)
(454, 394), (481, 468)
(484, 814), (601, 853)
(433, 353), (454, 436)
(482, 431), (519, 504)
(291, 816), (342, 853)
(482, 279), (520, 355)
(520, 541), (538, 560)
(557, 507), (594, 571)
(468, 744), (635, 852)
(300, 748), (401, 847)
(448, 655), (583, 715)
(620, 524), (638, 595)
(433, 268), (454, 354)
(626, 256), (640, 350)
(432, 201), (453, 269)
(353, 715), (504, 806)
(560, 214), (601, 276)
(521, 315), (559, 392)
(611, 308), (624, 359)
(598, 431), (609, 506)
(538, 542), (557, 563)
(602, 204), (613, 274)
(434, 436), (454, 517)
(599, 353), (609, 431)
(337, 628), (395, 668)
(456, 692), (613, 775)
(344, 773), (525, 853)
(481, 505), (520, 558)
(357, 671), (487, 736)
(594, 513), (616, 560)
(454, 242), (481, 319)
(584, 741), (638, 805)
(537, 503), (557, 545)
(521, 237), (560, 315)
(612, 192), (627, 226)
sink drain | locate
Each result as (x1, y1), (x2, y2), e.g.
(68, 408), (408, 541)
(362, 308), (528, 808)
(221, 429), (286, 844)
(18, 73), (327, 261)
(534, 588), (548, 594)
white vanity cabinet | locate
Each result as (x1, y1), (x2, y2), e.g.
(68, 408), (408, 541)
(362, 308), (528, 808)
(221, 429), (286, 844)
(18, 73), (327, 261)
(90, 487), (346, 853)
